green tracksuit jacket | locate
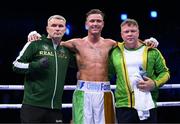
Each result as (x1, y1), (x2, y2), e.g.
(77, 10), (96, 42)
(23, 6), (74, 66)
(13, 36), (72, 109)
(109, 42), (170, 108)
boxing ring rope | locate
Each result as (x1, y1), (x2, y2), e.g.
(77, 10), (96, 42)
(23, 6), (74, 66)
(1, 84), (180, 90)
(1, 84), (180, 109)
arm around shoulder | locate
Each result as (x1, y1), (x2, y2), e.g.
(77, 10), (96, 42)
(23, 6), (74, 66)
(61, 38), (80, 52)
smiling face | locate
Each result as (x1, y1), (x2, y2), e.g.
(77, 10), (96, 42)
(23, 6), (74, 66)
(85, 14), (104, 35)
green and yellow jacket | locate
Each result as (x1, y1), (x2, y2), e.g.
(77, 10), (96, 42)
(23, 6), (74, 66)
(13, 36), (74, 109)
(109, 42), (170, 108)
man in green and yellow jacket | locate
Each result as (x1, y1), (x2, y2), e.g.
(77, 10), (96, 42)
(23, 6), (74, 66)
(109, 19), (170, 123)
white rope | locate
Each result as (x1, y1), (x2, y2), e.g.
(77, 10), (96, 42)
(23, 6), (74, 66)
(159, 84), (180, 89)
(0, 104), (72, 109)
(1, 84), (180, 109)
(0, 85), (24, 90)
(1, 101), (180, 109)
(157, 101), (180, 107)
(1, 84), (180, 90)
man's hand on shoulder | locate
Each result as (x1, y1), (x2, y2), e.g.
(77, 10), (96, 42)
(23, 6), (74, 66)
(144, 37), (159, 48)
(28, 31), (41, 42)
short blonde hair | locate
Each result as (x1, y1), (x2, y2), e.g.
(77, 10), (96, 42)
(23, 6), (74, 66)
(47, 15), (66, 24)
(121, 18), (139, 28)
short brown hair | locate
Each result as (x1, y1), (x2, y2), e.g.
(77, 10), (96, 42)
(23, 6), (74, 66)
(86, 9), (105, 20)
(121, 18), (139, 28)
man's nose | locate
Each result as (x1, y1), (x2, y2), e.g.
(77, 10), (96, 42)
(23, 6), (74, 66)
(93, 21), (99, 25)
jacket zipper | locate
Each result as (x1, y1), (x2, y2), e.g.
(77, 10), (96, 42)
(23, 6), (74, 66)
(51, 50), (58, 109)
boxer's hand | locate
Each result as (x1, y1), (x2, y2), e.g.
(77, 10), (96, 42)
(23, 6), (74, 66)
(39, 57), (49, 68)
(144, 37), (159, 48)
(28, 31), (41, 42)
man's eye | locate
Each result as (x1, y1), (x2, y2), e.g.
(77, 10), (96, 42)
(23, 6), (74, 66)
(51, 24), (64, 27)
(124, 31), (129, 33)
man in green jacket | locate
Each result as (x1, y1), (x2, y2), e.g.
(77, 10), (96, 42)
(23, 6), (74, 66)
(12, 15), (72, 123)
(109, 18), (170, 123)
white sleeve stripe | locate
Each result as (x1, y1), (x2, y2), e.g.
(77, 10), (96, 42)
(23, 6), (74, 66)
(15, 42), (31, 61)
(13, 42), (32, 68)
(13, 61), (29, 69)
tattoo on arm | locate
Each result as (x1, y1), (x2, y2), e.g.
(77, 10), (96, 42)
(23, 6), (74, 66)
(71, 43), (78, 53)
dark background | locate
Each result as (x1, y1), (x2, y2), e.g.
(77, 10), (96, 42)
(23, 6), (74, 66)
(0, 0), (180, 123)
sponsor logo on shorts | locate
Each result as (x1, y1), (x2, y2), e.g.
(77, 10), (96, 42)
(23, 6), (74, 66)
(79, 81), (85, 89)
(101, 83), (110, 90)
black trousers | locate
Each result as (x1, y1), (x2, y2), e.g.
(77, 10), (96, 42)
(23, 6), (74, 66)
(20, 104), (63, 123)
(116, 107), (157, 123)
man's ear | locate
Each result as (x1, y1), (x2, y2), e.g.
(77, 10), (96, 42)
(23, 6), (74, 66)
(64, 26), (67, 33)
(102, 21), (104, 28)
(85, 25), (89, 30)
(85, 21), (89, 30)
